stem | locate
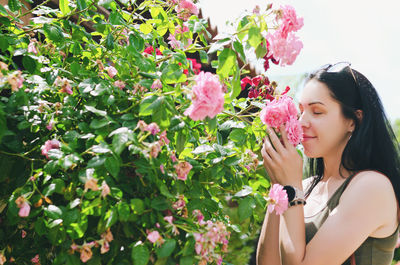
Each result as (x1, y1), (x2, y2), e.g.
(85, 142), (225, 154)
(16, 0), (52, 19)
(0, 150), (42, 162)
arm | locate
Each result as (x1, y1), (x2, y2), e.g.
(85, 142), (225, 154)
(260, 128), (398, 265)
(257, 210), (282, 265)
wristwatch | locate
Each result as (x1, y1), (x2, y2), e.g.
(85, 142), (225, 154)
(283, 185), (305, 203)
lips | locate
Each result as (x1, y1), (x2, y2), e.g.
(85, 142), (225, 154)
(302, 135), (317, 142)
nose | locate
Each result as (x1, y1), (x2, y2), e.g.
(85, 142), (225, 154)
(299, 112), (310, 128)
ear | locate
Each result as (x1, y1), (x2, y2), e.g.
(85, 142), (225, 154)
(349, 110), (363, 133)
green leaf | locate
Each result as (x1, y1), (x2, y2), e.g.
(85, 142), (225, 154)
(151, 197), (169, 211)
(60, 0), (71, 15)
(199, 50), (208, 64)
(105, 155), (120, 178)
(255, 41), (268, 58)
(105, 33), (114, 50)
(231, 68), (241, 99)
(217, 48), (236, 79)
(139, 95), (159, 116)
(76, 0), (87, 10)
(161, 64), (186, 84)
(229, 128), (247, 143)
(105, 207), (118, 228)
(85, 105), (107, 116)
(43, 24), (64, 43)
(109, 11), (123, 25)
(117, 202), (130, 222)
(233, 40), (246, 62)
(234, 185), (253, 197)
(131, 244), (149, 265)
(248, 26), (262, 48)
(0, 5), (8, 16)
(156, 239), (176, 258)
(176, 130), (186, 154)
(130, 199), (145, 215)
(22, 56), (37, 74)
(139, 23), (153, 34)
(44, 205), (63, 219)
(129, 33), (144, 52)
(179, 256), (194, 265)
(0, 38), (9, 52)
(111, 128), (131, 155)
(238, 196), (256, 221)
(8, 0), (20, 12)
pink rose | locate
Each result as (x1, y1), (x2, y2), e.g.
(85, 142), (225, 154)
(18, 202), (30, 217)
(114, 80), (125, 90)
(147, 231), (164, 245)
(285, 116), (303, 146)
(151, 79), (162, 89)
(101, 181), (110, 198)
(27, 39), (38, 54)
(175, 0), (199, 21)
(267, 184), (288, 215)
(164, 215), (174, 225)
(46, 121), (54, 130)
(266, 30), (303, 66)
(174, 161), (192, 181)
(31, 254), (40, 264)
(80, 244), (93, 263)
(41, 139), (61, 159)
(107, 66), (118, 78)
(159, 131), (170, 145)
(260, 95), (299, 128)
(145, 122), (160, 135)
(277, 5), (304, 38)
(21, 230), (27, 238)
(85, 178), (99, 191)
(101, 241), (110, 254)
(160, 164), (165, 174)
(149, 142), (161, 158)
(0, 253), (6, 265)
(184, 71), (225, 121)
(7, 70), (24, 91)
(260, 100), (288, 129)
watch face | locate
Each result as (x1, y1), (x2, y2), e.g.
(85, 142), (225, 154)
(283, 186), (295, 202)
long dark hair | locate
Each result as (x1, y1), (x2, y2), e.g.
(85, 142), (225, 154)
(304, 65), (400, 203)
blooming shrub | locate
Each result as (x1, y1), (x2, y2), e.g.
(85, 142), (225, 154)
(0, 0), (303, 264)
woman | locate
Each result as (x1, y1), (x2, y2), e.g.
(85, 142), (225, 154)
(256, 62), (400, 265)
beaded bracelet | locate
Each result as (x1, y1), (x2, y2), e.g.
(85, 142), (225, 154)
(289, 199), (306, 207)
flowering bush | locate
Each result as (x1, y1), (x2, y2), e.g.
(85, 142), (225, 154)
(0, 0), (303, 264)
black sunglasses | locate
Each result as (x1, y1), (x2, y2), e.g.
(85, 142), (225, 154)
(320, 61), (358, 86)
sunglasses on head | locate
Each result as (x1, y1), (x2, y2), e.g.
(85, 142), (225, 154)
(320, 61), (358, 86)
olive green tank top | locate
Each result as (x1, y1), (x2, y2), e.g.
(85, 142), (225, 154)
(305, 175), (399, 265)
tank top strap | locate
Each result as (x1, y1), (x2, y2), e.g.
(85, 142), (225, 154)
(326, 174), (356, 210)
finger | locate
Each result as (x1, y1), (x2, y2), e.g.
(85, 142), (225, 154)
(263, 136), (279, 161)
(267, 127), (284, 154)
(279, 124), (292, 150)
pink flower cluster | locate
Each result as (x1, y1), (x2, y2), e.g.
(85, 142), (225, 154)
(168, 25), (192, 50)
(27, 39), (38, 55)
(147, 230), (165, 246)
(41, 139), (61, 159)
(15, 196), (30, 218)
(174, 161), (192, 181)
(265, 5), (304, 67)
(187, 58), (202, 74)
(184, 71), (225, 121)
(260, 95), (303, 146)
(175, 0), (199, 21)
(7, 70), (24, 91)
(267, 184), (288, 215)
(54, 76), (73, 94)
(192, 210), (230, 265)
(70, 228), (114, 263)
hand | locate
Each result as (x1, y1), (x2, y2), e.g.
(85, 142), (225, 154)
(261, 125), (303, 188)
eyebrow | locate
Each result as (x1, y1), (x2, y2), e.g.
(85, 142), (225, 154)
(299, 101), (326, 107)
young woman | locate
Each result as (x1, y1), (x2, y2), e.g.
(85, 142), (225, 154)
(256, 62), (400, 265)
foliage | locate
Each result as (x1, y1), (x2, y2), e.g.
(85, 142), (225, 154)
(0, 0), (303, 264)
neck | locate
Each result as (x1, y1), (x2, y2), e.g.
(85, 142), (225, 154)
(322, 144), (351, 181)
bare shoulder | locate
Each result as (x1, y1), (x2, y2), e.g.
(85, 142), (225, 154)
(342, 170), (397, 217)
(349, 170), (394, 192)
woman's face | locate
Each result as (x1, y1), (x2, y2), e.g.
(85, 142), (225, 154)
(299, 79), (354, 158)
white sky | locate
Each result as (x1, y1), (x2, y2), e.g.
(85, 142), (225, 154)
(199, 0), (400, 121)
